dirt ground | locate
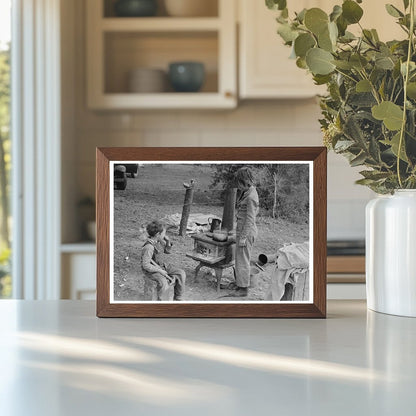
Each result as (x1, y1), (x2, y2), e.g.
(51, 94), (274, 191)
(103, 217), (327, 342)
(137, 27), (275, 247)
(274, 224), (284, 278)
(113, 164), (309, 302)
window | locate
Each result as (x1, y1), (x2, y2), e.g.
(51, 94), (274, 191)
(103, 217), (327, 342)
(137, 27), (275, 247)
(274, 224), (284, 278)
(0, 0), (11, 298)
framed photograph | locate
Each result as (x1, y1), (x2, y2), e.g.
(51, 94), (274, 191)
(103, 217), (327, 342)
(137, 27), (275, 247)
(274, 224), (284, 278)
(96, 147), (326, 318)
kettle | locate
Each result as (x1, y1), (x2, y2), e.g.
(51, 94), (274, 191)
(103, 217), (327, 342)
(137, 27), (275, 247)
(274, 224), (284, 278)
(208, 217), (222, 233)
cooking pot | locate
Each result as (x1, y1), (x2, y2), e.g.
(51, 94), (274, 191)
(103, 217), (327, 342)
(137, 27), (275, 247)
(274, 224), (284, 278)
(212, 231), (228, 242)
(208, 217), (221, 233)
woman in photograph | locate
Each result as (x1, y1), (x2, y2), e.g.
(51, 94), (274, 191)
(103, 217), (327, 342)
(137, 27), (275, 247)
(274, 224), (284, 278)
(232, 167), (259, 297)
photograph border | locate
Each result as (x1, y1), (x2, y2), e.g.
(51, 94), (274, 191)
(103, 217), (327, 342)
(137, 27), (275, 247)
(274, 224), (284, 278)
(96, 147), (327, 318)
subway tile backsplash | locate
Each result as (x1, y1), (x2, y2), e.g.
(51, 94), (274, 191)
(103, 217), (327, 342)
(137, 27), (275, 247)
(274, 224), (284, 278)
(75, 100), (371, 240)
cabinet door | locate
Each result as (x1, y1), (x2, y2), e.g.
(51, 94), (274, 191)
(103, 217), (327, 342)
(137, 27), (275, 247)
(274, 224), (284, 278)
(62, 253), (96, 300)
(356, 0), (404, 41)
(239, 0), (404, 99)
(239, 0), (326, 99)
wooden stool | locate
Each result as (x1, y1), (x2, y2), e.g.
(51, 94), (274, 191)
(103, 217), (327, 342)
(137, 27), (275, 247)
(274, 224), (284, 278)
(143, 277), (174, 301)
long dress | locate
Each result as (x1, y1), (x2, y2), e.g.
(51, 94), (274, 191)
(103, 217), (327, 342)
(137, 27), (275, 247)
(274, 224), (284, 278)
(235, 186), (259, 288)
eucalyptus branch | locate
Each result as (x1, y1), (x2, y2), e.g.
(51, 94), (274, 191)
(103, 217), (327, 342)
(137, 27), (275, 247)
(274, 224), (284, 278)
(393, 85), (404, 103)
(390, 79), (398, 101)
(334, 68), (359, 84)
(397, 0), (415, 188)
(358, 69), (381, 104)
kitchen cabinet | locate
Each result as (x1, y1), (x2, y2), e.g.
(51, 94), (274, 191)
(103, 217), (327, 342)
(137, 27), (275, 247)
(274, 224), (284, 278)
(61, 245), (96, 300)
(60, 249), (364, 300)
(86, 0), (237, 109)
(238, 0), (404, 99)
(327, 256), (366, 299)
(239, 0), (325, 99)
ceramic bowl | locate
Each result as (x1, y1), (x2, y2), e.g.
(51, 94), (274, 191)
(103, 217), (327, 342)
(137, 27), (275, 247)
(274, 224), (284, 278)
(128, 68), (167, 93)
(164, 0), (218, 17)
(168, 62), (205, 92)
(114, 0), (158, 17)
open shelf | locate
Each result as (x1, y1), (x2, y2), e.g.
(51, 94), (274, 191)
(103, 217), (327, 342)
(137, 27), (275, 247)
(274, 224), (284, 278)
(103, 0), (219, 18)
(92, 93), (234, 109)
(104, 31), (218, 94)
(87, 0), (236, 109)
(102, 17), (221, 31)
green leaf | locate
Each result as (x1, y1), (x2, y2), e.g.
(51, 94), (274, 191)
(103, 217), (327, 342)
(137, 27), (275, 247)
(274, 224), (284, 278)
(363, 29), (376, 46)
(403, 0), (410, 10)
(277, 23), (298, 43)
(378, 78), (386, 100)
(342, 0), (364, 24)
(339, 31), (356, 43)
(348, 92), (377, 107)
(385, 4), (404, 18)
(313, 74), (332, 85)
(294, 33), (316, 58)
(372, 101), (404, 131)
(334, 140), (355, 151)
(401, 61), (416, 76)
(386, 132), (409, 162)
(369, 136), (382, 163)
(318, 27), (334, 52)
(296, 8), (307, 23)
(355, 178), (378, 186)
(371, 29), (380, 43)
(360, 170), (392, 181)
(375, 55), (395, 70)
(266, 0), (287, 11)
(276, 14), (287, 24)
(407, 82), (416, 99)
(356, 79), (372, 92)
(304, 8), (329, 35)
(296, 57), (308, 69)
(333, 60), (353, 70)
(399, 14), (411, 29)
(350, 54), (368, 70)
(330, 5), (342, 22)
(350, 152), (368, 167)
(344, 114), (367, 147)
(370, 67), (386, 85)
(306, 48), (335, 75)
(328, 21), (338, 45)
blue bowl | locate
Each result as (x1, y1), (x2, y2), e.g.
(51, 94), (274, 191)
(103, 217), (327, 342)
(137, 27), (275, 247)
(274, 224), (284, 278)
(168, 62), (205, 93)
(114, 0), (157, 17)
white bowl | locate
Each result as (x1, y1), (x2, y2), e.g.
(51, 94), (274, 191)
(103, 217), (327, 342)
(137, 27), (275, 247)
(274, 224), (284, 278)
(164, 0), (218, 17)
(128, 68), (167, 93)
(87, 221), (96, 241)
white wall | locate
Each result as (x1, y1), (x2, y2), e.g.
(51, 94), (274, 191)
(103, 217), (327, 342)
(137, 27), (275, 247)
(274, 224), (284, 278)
(61, 0), (374, 243)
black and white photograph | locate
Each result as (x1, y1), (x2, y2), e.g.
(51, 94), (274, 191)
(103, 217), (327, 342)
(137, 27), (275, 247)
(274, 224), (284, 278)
(110, 161), (313, 303)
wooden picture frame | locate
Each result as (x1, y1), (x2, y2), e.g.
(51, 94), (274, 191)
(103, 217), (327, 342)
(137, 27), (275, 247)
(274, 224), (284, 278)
(96, 147), (327, 318)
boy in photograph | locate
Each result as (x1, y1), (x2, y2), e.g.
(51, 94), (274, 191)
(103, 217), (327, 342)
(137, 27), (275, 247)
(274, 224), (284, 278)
(231, 167), (259, 297)
(141, 220), (186, 301)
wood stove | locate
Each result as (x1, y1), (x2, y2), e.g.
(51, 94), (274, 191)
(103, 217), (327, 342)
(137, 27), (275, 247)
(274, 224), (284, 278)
(186, 188), (237, 292)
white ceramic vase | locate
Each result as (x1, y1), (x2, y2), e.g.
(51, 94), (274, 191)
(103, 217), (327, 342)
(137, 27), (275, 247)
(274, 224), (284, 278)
(366, 190), (416, 317)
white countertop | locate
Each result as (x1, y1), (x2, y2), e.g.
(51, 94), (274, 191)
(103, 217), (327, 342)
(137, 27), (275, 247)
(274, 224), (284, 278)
(0, 300), (415, 415)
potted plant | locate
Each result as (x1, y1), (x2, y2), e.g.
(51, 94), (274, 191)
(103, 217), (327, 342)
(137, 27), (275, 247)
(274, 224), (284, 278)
(266, 0), (416, 316)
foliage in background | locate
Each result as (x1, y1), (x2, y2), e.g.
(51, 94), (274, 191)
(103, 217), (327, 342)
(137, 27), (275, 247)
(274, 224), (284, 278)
(0, 43), (11, 297)
(267, 0), (416, 194)
(0, 247), (11, 298)
(210, 164), (309, 223)
(0, 46), (10, 240)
